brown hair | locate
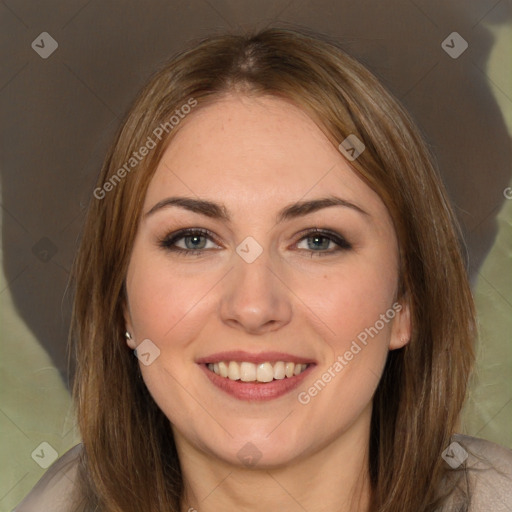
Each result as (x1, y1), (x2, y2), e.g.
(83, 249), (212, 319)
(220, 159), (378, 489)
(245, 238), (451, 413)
(70, 26), (476, 511)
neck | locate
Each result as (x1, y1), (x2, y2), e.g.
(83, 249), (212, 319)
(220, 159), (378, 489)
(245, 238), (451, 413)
(177, 403), (373, 512)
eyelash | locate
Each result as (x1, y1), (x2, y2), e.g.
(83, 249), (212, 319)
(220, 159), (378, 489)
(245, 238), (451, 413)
(158, 228), (352, 257)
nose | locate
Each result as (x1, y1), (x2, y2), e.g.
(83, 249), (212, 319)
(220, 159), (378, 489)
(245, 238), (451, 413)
(219, 248), (293, 335)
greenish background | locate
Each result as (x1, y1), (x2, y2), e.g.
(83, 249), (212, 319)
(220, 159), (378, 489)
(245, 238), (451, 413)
(460, 21), (512, 445)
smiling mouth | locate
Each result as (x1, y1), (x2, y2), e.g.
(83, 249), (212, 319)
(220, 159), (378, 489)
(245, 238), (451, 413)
(206, 361), (310, 383)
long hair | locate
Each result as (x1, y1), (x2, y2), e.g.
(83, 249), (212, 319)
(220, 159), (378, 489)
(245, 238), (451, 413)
(70, 26), (476, 511)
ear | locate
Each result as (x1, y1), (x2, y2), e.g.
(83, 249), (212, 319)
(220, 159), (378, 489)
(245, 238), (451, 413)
(123, 301), (137, 350)
(389, 298), (411, 350)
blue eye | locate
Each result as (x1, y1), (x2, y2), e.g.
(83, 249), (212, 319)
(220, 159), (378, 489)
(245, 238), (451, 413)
(296, 229), (352, 256)
(179, 234), (208, 250)
(159, 228), (351, 257)
(159, 229), (220, 255)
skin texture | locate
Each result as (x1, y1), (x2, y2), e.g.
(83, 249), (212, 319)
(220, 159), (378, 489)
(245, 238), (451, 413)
(124, 94), (411, 512)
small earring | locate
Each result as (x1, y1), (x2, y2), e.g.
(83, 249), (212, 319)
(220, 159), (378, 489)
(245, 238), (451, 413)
(125, 331), (132, 340)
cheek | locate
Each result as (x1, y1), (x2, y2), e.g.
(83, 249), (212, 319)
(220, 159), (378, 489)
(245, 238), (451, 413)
(125, 250), (214, 342)
(312, 257), (398, 346)
(124, 251), (214, 425)
(293, 261), (398, 436)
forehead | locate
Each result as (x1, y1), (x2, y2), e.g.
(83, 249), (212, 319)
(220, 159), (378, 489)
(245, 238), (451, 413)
(144, 94), (387, 219)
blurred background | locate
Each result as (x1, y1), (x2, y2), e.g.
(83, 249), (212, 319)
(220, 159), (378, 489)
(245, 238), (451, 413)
(1, 0), (511, 509)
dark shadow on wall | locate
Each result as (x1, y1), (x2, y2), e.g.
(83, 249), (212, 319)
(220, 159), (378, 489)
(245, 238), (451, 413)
(1, 0), (511, 385)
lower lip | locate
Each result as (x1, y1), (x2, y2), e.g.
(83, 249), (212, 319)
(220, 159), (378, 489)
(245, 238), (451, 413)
(199, 364), (315, 401)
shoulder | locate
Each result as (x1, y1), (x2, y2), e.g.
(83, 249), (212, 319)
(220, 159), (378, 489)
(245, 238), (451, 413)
(451, 434), (512, 512)
(14, 444), (83, 512)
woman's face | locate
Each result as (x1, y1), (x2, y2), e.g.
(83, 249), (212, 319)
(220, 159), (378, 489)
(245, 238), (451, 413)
(124, 94), (410, 468)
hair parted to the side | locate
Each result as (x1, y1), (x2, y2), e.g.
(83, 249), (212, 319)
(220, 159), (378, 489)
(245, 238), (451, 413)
(70, 26), (476, 512)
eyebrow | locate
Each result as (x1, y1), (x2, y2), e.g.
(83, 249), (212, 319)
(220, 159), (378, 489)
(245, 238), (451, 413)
(144, 195), (368, 222)
(276, 196), (368, 222)
(145, 197), (230, 220)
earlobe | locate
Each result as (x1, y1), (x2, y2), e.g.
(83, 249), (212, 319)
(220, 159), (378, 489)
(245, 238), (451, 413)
(389, 300), (411, 350)
(124, 330), (136, 350)
(123, 301), (137, 349)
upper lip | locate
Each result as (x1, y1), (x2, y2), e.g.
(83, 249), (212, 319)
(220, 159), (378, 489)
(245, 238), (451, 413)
(196, 350), (316, 365)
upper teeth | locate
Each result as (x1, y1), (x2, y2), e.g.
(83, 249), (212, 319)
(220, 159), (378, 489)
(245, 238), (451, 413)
(207, 361), (308, 382)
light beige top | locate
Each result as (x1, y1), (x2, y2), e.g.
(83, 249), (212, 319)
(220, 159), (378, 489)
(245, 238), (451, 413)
(14, 434), (512, 511)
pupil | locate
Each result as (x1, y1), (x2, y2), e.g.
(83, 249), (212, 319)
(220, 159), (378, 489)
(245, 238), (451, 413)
(186, 236), (206, 250)
(309, 236), (329, 250)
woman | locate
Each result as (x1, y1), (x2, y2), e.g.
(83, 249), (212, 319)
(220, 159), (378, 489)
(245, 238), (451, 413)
(15, 27), (512, 512)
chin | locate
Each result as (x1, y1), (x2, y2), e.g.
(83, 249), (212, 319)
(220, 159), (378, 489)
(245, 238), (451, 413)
(193, 422), (309, 469)
(213, 440), (304, 470)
